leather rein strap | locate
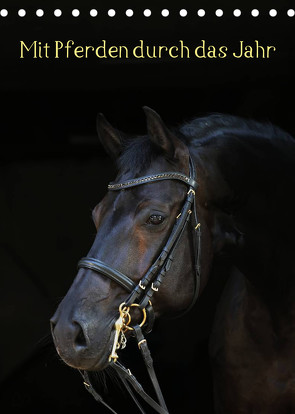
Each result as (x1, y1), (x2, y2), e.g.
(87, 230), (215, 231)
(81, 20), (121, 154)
(78, 155), (201, 414)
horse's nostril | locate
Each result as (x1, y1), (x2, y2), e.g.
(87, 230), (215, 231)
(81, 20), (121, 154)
(73, 321), (87, 348)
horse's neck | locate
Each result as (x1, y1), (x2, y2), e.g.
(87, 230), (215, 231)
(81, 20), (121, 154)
(239, 242), (295, 313)
(231, 179), (295, 310)
(191, 142), (295, 311)
(213, 267), (295, 356)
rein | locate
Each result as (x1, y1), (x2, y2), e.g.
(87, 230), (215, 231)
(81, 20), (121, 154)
(78, 155), (201, 413)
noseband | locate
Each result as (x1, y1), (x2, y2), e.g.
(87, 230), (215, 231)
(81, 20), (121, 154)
(78, 156), (201, 414)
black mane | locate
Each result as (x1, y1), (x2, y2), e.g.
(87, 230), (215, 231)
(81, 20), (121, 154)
(118, 114), (295, 176)
(179, 113), (293, 145)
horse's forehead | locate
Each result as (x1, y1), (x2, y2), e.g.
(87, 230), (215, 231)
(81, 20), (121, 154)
(108, 182), (179, 207)
(117, 157), (180, 186)
(143, 157), (172, 174)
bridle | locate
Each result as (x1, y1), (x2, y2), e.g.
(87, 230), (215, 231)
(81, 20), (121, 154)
(77, 155), (201, 414)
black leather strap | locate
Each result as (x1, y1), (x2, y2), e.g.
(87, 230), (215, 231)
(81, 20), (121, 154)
(125, 180), (197, 309)
(78, 258), (136, 292)
(113, 363), (169, 414)
(133, 325), (168, 412)
(119, 376), (147, 413)
(81, 340), (169, 414)
(80, 371), (118, 414)
(108, 171), (197, 191)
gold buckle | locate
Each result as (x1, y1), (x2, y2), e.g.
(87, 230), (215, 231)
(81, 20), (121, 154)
(139, 280), (146, 290)
(151, 283), (159, 292)
(138, 339), (147, 349)
(187, 189), (195, 196)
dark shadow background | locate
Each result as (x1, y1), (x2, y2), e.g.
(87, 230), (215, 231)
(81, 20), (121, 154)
(0, 1), (294, 412)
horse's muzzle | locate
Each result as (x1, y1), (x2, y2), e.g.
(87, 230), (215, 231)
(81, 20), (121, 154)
(50, 311), (113, 371)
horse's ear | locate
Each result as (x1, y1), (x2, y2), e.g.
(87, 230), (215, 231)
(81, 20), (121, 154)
(96, 113), (123, 160)
(143, 106), (188, 162)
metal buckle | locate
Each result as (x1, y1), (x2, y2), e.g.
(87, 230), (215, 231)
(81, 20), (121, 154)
(187, 188), (195, 196)
(139, 280), (146, 290)
(138, 339), (147, 349)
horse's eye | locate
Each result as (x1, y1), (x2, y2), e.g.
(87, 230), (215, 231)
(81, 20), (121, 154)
(147, 215), (165, 225)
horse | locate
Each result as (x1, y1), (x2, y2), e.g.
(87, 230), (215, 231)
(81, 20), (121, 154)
(50, 107), (295, 413)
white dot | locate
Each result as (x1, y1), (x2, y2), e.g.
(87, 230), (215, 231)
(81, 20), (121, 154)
(108, 9), (116, 17)
(126, 9), (133, 17)
(18, 9), (26, 17)
(0, 9), (8, 17)
(54, 9), (62, 17)
(180, 9), (187, 17)
(36, 9), (44, 17)
(197, 9), (205, 17)
(161, 9), (169, 17)
(143, 9), (151, 17)
(233, 9), (241, 17)
(269, 9), (277, 17)
(90, 9), (98, 17)
(72, 9), (80, 17)
(287, 9), (295, 17)
(251, 9), (259, 17)
(216, 9), (223, 17)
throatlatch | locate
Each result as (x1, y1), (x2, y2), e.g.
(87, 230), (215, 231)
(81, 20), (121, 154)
(78, 155), (201, 414)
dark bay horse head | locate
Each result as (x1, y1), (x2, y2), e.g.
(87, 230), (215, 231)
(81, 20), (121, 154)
(50, 108), (216, 372)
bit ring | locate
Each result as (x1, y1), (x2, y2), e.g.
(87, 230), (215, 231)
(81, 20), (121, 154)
(124, 304), (147, 331)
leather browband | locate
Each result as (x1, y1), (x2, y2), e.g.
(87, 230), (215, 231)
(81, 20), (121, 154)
(108, 172), (197, 191)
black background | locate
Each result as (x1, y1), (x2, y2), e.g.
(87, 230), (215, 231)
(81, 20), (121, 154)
(0, 1), (294, 413)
